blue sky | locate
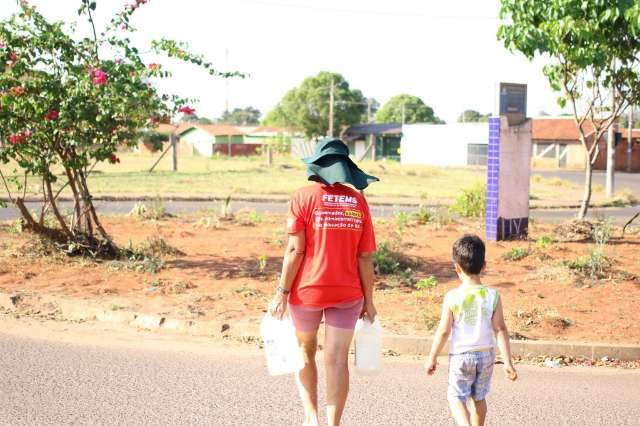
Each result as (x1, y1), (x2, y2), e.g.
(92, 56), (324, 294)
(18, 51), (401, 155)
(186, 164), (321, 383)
(1, 0), (565, 123)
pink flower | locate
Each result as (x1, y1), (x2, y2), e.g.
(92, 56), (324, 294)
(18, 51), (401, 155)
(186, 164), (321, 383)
(44, 110), (59, 121)
(179, 106), (195, 115)
(136, 0), (148, 4)
(125, 3), (136, 11)
(10, 86), (25, 96)
(92, 69), (108, 85)
(109, 154), (121, 164)
(115, 58), (123, 65)
(9, 51), (17, 63)
(121, 24), (128, 30)
(0, 41), (5, 49)
(148, 63), (160, 70)
(9, 131), (31, 145)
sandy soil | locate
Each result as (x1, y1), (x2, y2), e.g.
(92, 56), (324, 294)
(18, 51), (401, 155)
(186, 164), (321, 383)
(1, 212), (639, 344)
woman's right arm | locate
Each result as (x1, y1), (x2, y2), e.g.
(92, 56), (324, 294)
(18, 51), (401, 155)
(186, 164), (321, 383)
(269, 231), (305, 319)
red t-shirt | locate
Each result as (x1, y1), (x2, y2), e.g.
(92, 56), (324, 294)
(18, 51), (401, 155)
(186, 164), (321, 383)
(287, 183), (377, 307)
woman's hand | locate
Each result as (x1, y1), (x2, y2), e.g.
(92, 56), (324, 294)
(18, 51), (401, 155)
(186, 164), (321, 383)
(268, 291), (288, 319)
(425, 357), (437, 375)
(360, 300), (377, 323)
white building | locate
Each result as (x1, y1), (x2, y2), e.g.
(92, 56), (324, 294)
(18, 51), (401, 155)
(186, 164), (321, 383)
(400, 123), (489, 166)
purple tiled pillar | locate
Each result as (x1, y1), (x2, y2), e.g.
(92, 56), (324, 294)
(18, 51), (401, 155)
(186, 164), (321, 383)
(485, 117), (500, 241)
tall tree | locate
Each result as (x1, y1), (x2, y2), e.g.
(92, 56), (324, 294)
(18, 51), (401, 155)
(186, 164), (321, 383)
(264, 71), (366, 138)
(457, 110), (490, 122)
(219, 106), (261, 125)
(376, 94), (444, 124)
(498, 0), (640, 219)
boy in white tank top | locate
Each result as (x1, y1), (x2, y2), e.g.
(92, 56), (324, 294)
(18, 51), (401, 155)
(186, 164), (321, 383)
(425, 234), (517, 426)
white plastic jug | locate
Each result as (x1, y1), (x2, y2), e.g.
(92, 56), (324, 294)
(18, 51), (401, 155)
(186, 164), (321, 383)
(354, 317), (383, 375)
(260, 314), (304, 376)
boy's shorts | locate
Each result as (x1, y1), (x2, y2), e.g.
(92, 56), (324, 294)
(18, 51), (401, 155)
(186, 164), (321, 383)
(448, 350), (495, 402)
(289, 298), (364, 332)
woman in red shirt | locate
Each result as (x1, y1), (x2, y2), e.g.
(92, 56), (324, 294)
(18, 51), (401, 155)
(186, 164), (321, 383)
(269, 138), (379, 426)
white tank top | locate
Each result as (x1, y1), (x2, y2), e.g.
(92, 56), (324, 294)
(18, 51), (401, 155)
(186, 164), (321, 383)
(445, 285), (499, 355)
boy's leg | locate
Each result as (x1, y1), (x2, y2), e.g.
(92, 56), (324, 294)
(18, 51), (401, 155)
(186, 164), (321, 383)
(448, 398), (472, 426)
(468, 398), (487, 426)
(468, 351), (494, 426)
(448, 354), (475, 426)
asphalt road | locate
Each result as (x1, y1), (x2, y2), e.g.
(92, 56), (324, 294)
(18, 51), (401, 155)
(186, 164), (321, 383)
(1, 331), (639, 426)
(536, 170), (640, 194)
(1, 199), (639, 227)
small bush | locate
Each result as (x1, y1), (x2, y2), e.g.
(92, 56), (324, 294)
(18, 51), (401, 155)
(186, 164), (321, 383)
(220, 195), (233, 220)
(416, 276), (438, 291)
(565, 251), (612, 280)
(128, 197), (170, 221)
(412, 205), (432, 225)
(450, 184), (486, 218)
(236, 209), (264, 226)
(421, 310), (440, 331)
(503, 247), (529, 261)
(373, 242), (402, 275)
(257, 255), (267, 274)
(138, 236), (184, 257)
(535, 235), (554, 250)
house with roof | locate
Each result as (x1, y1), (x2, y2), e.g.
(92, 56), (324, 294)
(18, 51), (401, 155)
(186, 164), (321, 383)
(532, 117), (640, 171)
(531, 117), (599, 169)
(342, 123), (403, 161)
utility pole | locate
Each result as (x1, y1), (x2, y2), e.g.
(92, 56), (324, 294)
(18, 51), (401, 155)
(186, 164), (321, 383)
(628, 104), (634, 172)
(328, 77), (335, 137)
(224, 48), (230, 114)
(605, 86), (616, 198)
(171, 133), (177, 172)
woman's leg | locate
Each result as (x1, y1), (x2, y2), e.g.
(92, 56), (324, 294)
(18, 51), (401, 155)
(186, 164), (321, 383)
(296, 329), (320, 426)
(323, 325), (354, 426)
(290, 304), (323, 426)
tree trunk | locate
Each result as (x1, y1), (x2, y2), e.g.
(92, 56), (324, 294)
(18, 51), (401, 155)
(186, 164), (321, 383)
(64, 167), (83, 232)
(44, 176), (74, 239)
(578, 159), (593, 220)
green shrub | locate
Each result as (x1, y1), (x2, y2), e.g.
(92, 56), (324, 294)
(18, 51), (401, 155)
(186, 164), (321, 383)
(503, 247), (529, 261)
(536, 235), (554, 250)
(416, 276), (438, 291)
(373, 242), (401, 275)
(450, 184), (486, 218)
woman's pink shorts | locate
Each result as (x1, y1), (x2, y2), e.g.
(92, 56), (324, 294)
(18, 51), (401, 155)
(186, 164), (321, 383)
(289, 298), (364, 332)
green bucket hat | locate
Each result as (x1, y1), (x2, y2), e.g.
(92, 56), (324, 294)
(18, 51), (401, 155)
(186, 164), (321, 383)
(303, 138), (379, 190)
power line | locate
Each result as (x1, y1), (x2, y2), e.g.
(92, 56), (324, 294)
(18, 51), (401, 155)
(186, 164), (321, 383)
(238, 0), (498, 21)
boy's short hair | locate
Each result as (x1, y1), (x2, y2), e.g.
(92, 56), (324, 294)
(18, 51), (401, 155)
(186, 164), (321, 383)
(452, 234), (485, 275)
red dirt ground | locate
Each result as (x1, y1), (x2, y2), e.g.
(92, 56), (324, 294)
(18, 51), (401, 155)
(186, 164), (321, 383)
(1, 213), (639, 344)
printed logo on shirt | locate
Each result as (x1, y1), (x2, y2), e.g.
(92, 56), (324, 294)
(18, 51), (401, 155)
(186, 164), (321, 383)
(321, 194), (358, 207)
(313, 207), (365, 231)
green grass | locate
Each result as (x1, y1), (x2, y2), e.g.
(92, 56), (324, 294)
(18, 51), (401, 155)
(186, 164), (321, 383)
(0, 152), (618, 205)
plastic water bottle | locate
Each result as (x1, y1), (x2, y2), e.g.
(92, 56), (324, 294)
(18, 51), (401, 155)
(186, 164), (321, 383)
(260, 314), (304, 376)
(354, 318), (383, 375)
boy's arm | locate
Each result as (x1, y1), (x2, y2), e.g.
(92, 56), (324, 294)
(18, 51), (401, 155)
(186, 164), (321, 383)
(492, 296), (518, 381)
(425, 297), (453, 375)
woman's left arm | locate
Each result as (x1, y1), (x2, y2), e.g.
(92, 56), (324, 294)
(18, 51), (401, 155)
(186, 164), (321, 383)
(269, 231), (305, 319)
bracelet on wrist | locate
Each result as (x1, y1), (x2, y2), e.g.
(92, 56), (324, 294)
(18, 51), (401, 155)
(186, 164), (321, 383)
(276, 286), (290, 295)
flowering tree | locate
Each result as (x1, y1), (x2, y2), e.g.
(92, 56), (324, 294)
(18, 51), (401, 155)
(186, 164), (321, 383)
(0, 0), (241, 255)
